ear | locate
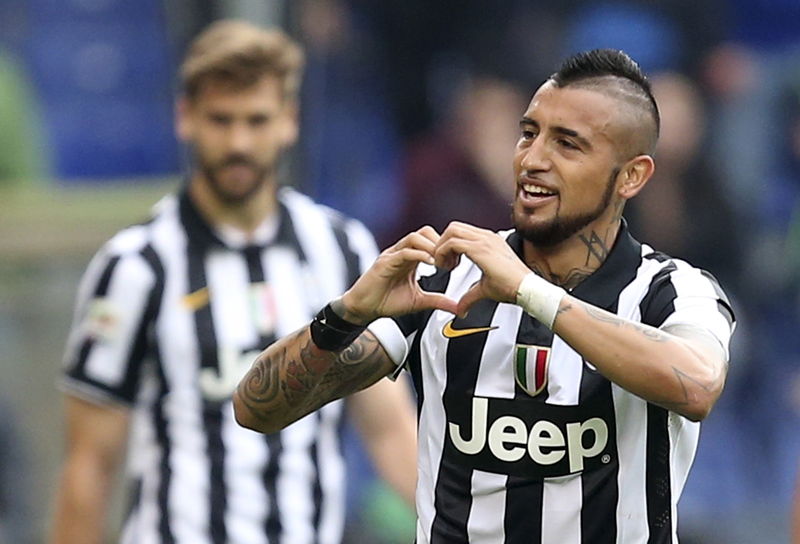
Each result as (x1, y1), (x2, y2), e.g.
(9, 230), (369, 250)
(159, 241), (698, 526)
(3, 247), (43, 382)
(617, 154), (655, 199)
(279, 99), (300, 147)
(175, 97), (193, 142)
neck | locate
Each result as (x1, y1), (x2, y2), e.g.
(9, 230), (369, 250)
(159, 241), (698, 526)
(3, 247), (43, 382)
(522, 218), (621, 290)
(188, 174), (278, 236)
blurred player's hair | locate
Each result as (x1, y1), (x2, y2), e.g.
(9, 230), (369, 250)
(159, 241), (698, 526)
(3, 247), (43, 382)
(180, 20), (304, 101)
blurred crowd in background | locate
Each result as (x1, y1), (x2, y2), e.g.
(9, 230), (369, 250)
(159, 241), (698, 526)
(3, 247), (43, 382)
(1, 0), (800, 542)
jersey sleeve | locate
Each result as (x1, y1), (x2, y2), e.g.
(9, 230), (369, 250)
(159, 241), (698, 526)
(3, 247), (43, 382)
(61, 241), (162, 406)
(640, 262), (736, 360)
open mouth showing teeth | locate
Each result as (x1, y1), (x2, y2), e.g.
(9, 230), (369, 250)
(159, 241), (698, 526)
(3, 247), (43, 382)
(522, 184), (557, 197)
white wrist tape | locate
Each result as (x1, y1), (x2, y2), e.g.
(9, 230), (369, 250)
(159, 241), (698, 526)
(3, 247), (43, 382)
(515, 272), (567, 329)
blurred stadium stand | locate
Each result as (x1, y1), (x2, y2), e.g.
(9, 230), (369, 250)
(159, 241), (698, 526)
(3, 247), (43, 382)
(20, 0), (179, 179)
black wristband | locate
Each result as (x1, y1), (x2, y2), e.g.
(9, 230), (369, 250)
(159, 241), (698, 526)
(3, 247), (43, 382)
(309, 303), (367, 352)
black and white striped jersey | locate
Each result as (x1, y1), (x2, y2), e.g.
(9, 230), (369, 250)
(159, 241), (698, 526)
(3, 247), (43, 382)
(62, 187), (378, 544)
(380, 223), (735, 544)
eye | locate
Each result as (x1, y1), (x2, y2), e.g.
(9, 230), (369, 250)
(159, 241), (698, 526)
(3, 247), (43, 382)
(558, 139), (578, 150)
(520, 129), (536, 140)
(208, 113), (232, 126)
(248, 114), (270, 127)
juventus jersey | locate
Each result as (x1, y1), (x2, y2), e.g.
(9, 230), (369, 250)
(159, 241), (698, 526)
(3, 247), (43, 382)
(380, 224), (734, 544)
(62, 187), (378, 544)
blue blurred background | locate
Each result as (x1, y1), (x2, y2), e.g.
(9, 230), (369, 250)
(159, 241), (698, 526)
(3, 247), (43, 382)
(1, 1), (800, 542)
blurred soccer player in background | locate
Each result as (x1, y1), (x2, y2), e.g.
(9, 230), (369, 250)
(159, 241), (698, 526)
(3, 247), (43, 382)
(50, 20), (416, 544)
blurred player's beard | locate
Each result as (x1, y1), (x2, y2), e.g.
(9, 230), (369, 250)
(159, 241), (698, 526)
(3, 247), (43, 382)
(513, 168), (618, 247)
(198, 152), (273, 205)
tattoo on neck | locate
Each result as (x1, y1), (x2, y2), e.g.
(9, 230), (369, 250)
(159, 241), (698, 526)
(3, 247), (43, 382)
(578, 230), (611, 266)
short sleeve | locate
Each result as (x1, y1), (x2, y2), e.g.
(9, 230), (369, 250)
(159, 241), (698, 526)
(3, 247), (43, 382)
(61, 241), (162, 406)
(641, 263), (735, 360)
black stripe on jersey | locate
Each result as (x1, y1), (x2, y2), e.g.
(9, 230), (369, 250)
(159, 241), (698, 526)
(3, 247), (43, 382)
(96, 254), (121, 295)
(638, 260), (678, 542)
(309, 412), (324, 541)
(645, 404), (672, 543)
(186, 248), (227, 544)
(275, 200), (309, 263)
(119, 245), (165, 401)
(152, 346), (176, 543)
(504, 477), (543, 544)
(699, 270), (735, 326)
(401, 268), (452, 413)
(71, 255), (121, 379)
(263, 433), (284, 540)
(639, 262), (678, 328)
(328, 217), (361, 287)
(430, 298), (500, 543)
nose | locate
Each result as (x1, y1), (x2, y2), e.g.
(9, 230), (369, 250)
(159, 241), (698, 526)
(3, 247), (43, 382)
(519, 137), (551, 173)
(228, 123), (254, 154)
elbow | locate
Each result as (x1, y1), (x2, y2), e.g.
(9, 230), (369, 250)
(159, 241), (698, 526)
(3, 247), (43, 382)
(676, 394), (719, 422)
(232, 390), (282, 435)
(680, 405), (710, 423)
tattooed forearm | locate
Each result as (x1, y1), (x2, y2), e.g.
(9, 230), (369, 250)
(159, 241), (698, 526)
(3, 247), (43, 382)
(583, 303), (670, 342)
(234, 326), (397, 433)
(239, 351), (283, 408)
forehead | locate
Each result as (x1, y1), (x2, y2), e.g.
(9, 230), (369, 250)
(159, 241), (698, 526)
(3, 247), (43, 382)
(524, 82), (619, 139)
(190, 75), (285, 111)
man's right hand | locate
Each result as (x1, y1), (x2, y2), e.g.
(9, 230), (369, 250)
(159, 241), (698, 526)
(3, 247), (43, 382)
(339, 226), (458, 324)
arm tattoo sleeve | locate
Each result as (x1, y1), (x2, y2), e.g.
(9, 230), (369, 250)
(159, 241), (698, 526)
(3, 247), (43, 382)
(237, 328), (395, 429)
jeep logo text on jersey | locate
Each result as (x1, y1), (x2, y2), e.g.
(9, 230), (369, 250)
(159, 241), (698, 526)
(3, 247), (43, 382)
(447, 397), (612, 477)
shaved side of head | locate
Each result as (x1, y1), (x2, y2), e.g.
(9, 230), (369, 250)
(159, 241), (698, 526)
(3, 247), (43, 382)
(549, 49), (660, 159)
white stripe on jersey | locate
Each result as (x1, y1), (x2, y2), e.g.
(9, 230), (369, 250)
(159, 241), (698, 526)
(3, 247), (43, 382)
(277, 415), (318, 544)
(612, 249), (669, 544)
(541, 335), (584, 544)
(467, 471), (508, 543)
(265, 246), (315, 336)
(416, 257), (484, 541)
(206, 249), (259, 352)
(466, 301), (523, 541)
(281, 189), (348, 303)
(545, 335), (583, 406)
(223, 409), (269, 544)
(317, 401), (347, 544)
(542, 474), (581, 543)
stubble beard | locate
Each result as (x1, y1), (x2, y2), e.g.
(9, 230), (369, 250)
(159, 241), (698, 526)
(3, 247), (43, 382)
(513, 168), (619, 247)
(197, 152), (273, 206)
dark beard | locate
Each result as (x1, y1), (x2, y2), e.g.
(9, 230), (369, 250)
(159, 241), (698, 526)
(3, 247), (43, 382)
(514, 168), (618, 247)
(199, 153), (272, 205)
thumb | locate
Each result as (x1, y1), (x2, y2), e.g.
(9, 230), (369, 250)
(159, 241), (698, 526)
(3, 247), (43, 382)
(456, 281), (485, 318)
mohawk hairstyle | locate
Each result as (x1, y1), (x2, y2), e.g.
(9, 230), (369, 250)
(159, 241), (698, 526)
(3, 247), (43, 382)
(551, 49), (660, 150)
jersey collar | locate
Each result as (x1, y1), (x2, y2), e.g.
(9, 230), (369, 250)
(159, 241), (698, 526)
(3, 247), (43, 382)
(178, 188), (298, 251)
(507, 220), (642, 311)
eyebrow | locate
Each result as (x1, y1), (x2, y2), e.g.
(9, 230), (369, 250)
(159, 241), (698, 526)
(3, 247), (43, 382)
(520, 116), (593, 150)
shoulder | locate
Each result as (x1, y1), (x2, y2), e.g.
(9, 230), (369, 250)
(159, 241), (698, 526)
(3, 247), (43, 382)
(86, 195), (177, 283)
(279, 187), (367, 228)
(637, 245), (734, 329)
(279, 187), (376, 249)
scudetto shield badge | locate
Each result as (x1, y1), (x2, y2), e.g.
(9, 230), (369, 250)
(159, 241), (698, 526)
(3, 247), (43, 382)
(515, 344), (550, 397)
